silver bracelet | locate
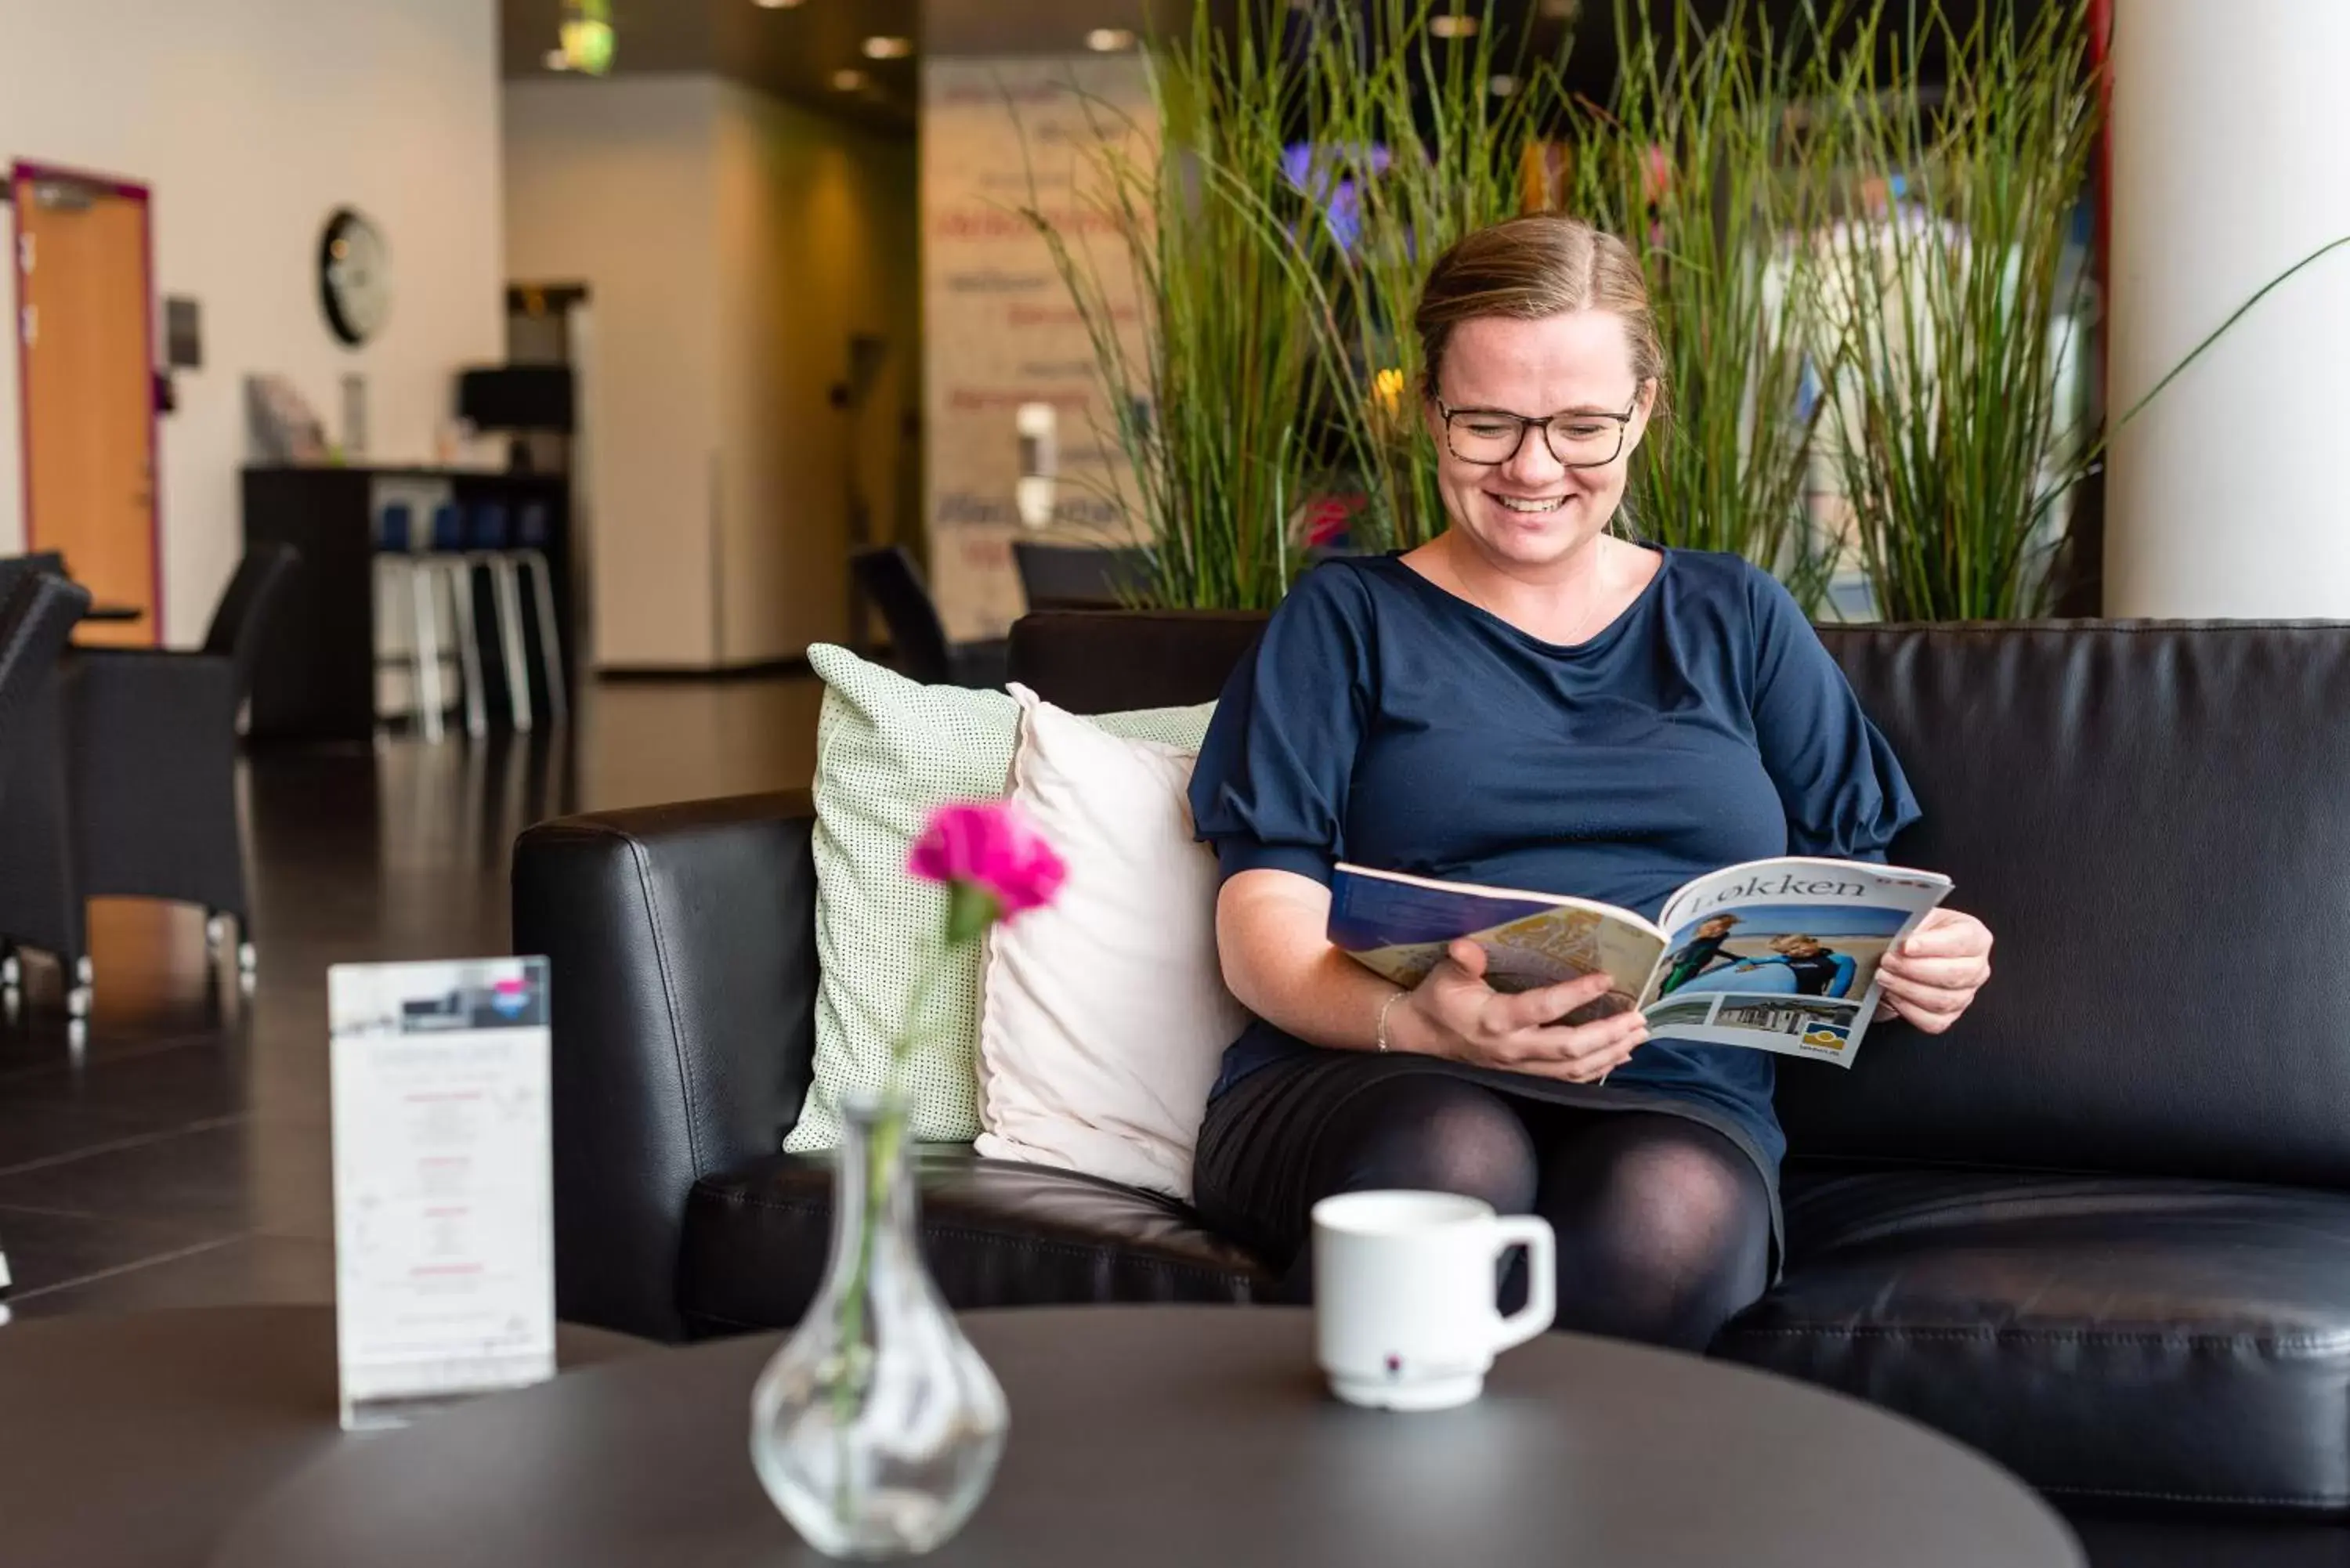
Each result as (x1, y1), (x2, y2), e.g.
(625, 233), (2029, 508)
(1375, 989), (1409, 1054)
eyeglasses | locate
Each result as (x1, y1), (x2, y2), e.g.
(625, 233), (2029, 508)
(1435, 392), (1642, 469)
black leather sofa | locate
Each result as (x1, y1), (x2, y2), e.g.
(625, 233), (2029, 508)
(516, 612), (2350, 1568)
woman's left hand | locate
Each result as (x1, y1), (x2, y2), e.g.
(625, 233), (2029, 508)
(1874, 909), (1993, 1035)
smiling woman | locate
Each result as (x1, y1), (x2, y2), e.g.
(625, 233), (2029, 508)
(1180, 212), (1993, 1355)
(1405, 217), (1666, 644)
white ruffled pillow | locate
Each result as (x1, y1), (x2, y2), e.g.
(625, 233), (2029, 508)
(974, 685), (1246, 1201)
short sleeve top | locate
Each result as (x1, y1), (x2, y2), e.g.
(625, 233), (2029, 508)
(1186, 547), (1922, 1163)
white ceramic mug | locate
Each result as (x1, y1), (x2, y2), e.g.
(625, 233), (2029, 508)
(1311, 1190), (1556, 1411)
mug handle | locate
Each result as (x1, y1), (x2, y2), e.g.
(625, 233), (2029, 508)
(1488, 1214), (1556, 1352)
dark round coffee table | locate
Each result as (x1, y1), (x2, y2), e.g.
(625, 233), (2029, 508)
(212, 1306), (2081, 1568)
(0, 1304), (646, 1568)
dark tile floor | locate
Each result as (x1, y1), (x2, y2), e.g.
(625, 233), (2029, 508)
(0, 674), (821, 1321)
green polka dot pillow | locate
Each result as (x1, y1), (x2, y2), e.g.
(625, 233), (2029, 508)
(787, 645), (1217, 1152)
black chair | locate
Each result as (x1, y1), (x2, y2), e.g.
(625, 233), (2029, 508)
(0, 571), (93, 1016)
(0, 551), (67, 605)
(64, 544), (298, 985)
(0, 575), (89, 795)
(848, 546), (1007, 689)
(0, 571), (88, 1291)
(1011, 540), (1152, 612)
(202, 543), (298, 703)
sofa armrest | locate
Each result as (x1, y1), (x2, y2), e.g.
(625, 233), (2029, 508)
(513, 790), (819, 1341)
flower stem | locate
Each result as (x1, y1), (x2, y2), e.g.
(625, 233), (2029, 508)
(827, 943), (955, 1460)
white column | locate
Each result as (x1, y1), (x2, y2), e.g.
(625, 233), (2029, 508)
(2104, 0), (2350, 617)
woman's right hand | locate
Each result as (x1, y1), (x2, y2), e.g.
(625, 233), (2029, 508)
(1393, 940), (1649, 1083)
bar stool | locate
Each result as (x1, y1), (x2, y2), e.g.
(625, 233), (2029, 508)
(425, 504), (490, 739)
(461, 500), (568, 732)
(374, 502), (485, 742)
(513, 500), (568, 725)
(373, 503), (438, 739)
(465, 501), (534, 732)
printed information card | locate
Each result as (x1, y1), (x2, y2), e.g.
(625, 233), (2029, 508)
(329, 957), (554, 1431)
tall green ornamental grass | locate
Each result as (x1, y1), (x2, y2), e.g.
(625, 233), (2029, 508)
(1808, 0), (2099, 620)
(1030, 0), (2336, 620)
(1021, 4), (1340, 611)
(1025, 2), (1574, 606)
(1300, 0), (1571, 555)
(1571, 0), (1844, 609)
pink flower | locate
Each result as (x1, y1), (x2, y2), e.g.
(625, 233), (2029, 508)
(907, 800), (1066, 937)
(1641, 143), (1675, 204)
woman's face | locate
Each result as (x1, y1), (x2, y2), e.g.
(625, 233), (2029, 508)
(1423, 310), (1654, 574)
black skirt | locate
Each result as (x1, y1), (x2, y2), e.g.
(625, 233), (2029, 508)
(1191, 1048), (1784, 1280)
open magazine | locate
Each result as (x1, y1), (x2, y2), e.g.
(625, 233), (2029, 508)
(1329, 857), (1953, 1065)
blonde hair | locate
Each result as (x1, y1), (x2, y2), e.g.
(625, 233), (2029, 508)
(1414, 215), (1667, 418)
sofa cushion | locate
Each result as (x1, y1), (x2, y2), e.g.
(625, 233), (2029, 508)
(791, 644), (1215, 1155)
(978, 686), (1246, 1203)
(1716, 1166), (2350, 1516)
(678, 1147), (1276, 1336)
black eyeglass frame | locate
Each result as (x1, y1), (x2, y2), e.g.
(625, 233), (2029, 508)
(1434, 390), (1644, 469)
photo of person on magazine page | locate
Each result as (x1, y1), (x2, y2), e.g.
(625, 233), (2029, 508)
(1652, 903), (1907, 1003)
(1658, 913), (1744, 995)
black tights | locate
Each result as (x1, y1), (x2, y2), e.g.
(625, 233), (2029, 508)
(1291, 1075), (1772, 1353)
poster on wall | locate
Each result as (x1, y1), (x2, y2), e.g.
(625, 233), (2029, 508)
(921, 54), (1155, 642)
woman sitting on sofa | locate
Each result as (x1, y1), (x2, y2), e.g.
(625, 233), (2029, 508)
(1186, 215), (1994, 1353)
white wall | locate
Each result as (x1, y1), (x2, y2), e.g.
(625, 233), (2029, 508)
(0, 0), (504, 643)
(505, 75), (723, 670)
(506, 74), (916, 670)
(2106, 0), (2350, 615)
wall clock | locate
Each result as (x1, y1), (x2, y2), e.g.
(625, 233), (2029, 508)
(319, 208), (392, 347)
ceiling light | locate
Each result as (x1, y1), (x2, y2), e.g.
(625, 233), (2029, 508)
(862, 35), (913, 59)
(543, 47), (572, 70)
(1086, 27), (1136, 52)
(1488, 73), (1519, 96)
(831, 68), (869, 92)
(753, 0), (803, 7)
(558, 20), (614, 73)
(1430, 13), (1479, 38)
(557, 0), (616, 74)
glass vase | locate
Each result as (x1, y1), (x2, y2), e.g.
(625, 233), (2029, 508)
(750, 1093), (1009, 1559)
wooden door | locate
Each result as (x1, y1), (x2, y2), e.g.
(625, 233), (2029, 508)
(13, 166), (159, 647)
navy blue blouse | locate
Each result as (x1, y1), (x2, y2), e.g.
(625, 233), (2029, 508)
(1187, 547), (1922, 1168)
